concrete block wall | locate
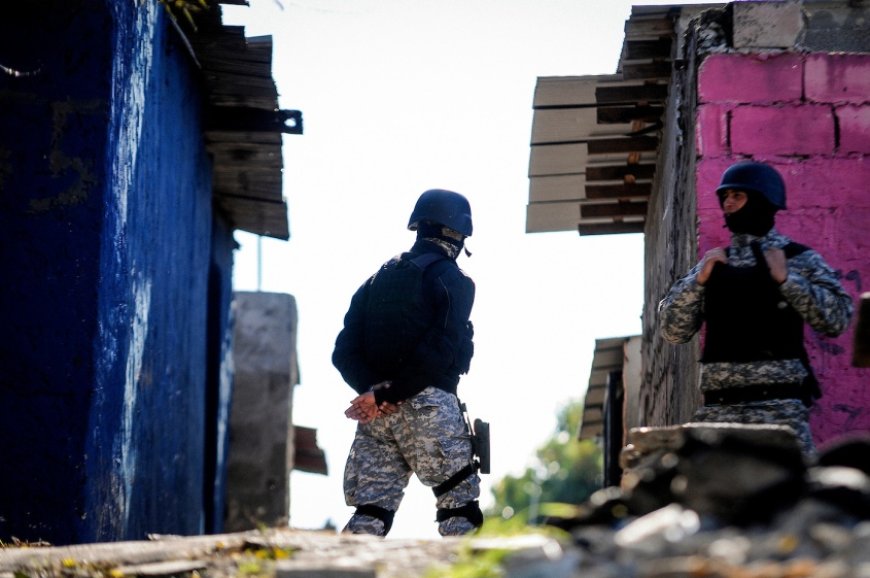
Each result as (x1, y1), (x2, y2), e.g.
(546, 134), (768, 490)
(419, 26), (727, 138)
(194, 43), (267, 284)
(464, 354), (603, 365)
(695, 51), (870, 445)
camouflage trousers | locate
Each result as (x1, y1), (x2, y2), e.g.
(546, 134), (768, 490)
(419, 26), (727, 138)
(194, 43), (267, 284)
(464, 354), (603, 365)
(692, 397), (816, 459)
(343, 386), (481, 537)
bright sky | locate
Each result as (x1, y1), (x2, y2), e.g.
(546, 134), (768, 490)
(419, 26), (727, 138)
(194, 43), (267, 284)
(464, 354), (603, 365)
(223, 0), (718, 539)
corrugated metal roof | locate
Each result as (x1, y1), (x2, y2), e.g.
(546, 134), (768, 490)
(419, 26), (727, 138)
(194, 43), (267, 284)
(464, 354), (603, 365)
(174, 2), (299, 240)
(526, 5), (693, 236)
(579, 336), (632, 440)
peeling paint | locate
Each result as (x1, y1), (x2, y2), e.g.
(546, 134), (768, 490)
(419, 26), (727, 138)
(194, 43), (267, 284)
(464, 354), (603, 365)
(2, 0), (235, 543)
(119, 277), (151, 527)
(110, 1), (155, 225)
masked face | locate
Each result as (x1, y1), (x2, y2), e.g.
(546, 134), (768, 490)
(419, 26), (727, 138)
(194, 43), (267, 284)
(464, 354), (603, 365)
(720, 190), (777, 236)
(719, 190), (748, 215)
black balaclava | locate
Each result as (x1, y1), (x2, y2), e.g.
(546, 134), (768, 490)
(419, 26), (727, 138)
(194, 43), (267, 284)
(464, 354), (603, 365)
(721, 191), (778, 237)
(417, 221), (465, 259)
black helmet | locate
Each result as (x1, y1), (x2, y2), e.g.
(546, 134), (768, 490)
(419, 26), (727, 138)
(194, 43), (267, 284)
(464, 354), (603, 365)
(408, 189), (473, 237)
(716, 161), (786, 210)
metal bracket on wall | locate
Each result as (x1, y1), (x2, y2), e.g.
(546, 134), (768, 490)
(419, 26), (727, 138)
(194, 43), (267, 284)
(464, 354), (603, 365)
(205, 106), (304, 135)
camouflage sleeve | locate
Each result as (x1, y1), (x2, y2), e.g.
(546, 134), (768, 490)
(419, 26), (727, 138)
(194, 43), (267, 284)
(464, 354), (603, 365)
(658, 262), (706, 344)
(779, 250), (854, 337)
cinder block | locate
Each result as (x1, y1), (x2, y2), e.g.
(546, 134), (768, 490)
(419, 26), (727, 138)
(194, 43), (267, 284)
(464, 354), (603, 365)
(696, 157), (735, 210)
(806, 53), (870, 103)
(698, 53), (802, 104)
(775, 209), (833, 252)
(784, 158), (870, 209)
(836, 105), (870, 154)
(811, 377), (870, 446)
(834, 206), (870, 257)
(696, 104), (730, 157)
(733, 1), (803, 49)
(731, 105), (835, 156)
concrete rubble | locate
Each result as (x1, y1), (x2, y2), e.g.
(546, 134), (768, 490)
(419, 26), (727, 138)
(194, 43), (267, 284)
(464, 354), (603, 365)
(1, 424), (868, 578)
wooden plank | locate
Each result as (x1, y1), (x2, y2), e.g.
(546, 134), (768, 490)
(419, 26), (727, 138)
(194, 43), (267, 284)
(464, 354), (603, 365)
(585, 386), (606, 407)
(200, 57), (272, 77)
(203, 71), (277, 92)
(217, 196), (289, 240)
(114, 560), (207, 577)
(624, 37), (673, 60)
(294, 426), (327, 475)
(578, 221), (645, 236)
(588, 368), (619, 388)
(529, 143), (588, 176)
(533, 76), (613, 107)
(587, 136), (659, 154)
(206, 94), (278, 110)
(525, 202), (579, 233)
(208, 149), (283, 169)
(530, 143), (657, 177)
(193, 43), (272, 65)
(205, 107), (301, 134)
(585, 163), (656, 182)
(597, 104), (664, 124)
(212, 165), (284, 181)
(579, 200), (648, 219)
(621, 60), (673, 80)
(205, 131), (282, 145)
(586, 182), (652, 199)
(628, 6), (683, 26)
(529, 174), (586, 202)
(214, 181), (283, 201)
(595, 83), (669, 104)
(579, 407), (604, 439)
(531, 108), (634, 144)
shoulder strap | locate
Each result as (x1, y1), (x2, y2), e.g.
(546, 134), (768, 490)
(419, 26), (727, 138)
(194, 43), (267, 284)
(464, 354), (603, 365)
(408, 252), (447, 270)
(783, 242), (810, 258)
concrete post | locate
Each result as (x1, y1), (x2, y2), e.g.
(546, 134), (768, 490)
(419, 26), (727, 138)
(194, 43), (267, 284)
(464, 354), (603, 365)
(225, 292), (299, 531)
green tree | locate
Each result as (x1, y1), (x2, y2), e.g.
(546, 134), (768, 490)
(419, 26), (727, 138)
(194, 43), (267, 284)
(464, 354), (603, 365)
(487, 399), (603, 522)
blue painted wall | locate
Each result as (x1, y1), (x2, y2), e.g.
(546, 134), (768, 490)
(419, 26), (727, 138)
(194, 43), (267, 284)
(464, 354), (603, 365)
(0, 0), (235, 544)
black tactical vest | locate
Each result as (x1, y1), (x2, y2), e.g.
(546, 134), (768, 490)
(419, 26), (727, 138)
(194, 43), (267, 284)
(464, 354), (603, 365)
(363, 252), (448, 372)
(702, 242), (809, 364)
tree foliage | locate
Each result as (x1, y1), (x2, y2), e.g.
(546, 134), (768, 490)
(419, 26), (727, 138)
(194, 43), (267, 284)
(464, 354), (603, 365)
(487, 399), (603, 522)
(159, 0), (210, 31)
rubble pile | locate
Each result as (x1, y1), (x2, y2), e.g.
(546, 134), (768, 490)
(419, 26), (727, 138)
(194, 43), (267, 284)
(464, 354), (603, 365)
(541, 424), (870, 578)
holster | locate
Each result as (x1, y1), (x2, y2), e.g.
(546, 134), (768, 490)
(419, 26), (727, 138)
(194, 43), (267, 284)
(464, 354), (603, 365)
(460, 402), (490, 474)
(471, 417), (491, 474)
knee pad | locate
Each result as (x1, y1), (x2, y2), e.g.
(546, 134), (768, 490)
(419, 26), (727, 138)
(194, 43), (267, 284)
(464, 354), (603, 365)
(436, 500), (483, 528)
(354, 504), (396, 536)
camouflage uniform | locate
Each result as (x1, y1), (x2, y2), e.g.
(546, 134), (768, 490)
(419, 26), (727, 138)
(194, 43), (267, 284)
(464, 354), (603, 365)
(659, 228), (853, 457)
(343, 387), (480, 536)
(334, 232), (481, 537)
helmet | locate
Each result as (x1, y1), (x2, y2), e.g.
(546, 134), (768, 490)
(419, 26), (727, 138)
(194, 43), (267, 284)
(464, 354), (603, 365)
(408, 189), (473, 236)
(716, 161), (786, 210)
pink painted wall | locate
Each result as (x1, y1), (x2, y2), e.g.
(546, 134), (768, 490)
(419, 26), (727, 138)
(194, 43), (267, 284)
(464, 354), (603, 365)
(695, 52), (870, 446)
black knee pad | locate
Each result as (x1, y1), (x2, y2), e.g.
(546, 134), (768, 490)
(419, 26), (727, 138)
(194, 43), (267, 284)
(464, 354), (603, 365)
(355, 504), (395, 536)
(436, 500), (483, 528)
